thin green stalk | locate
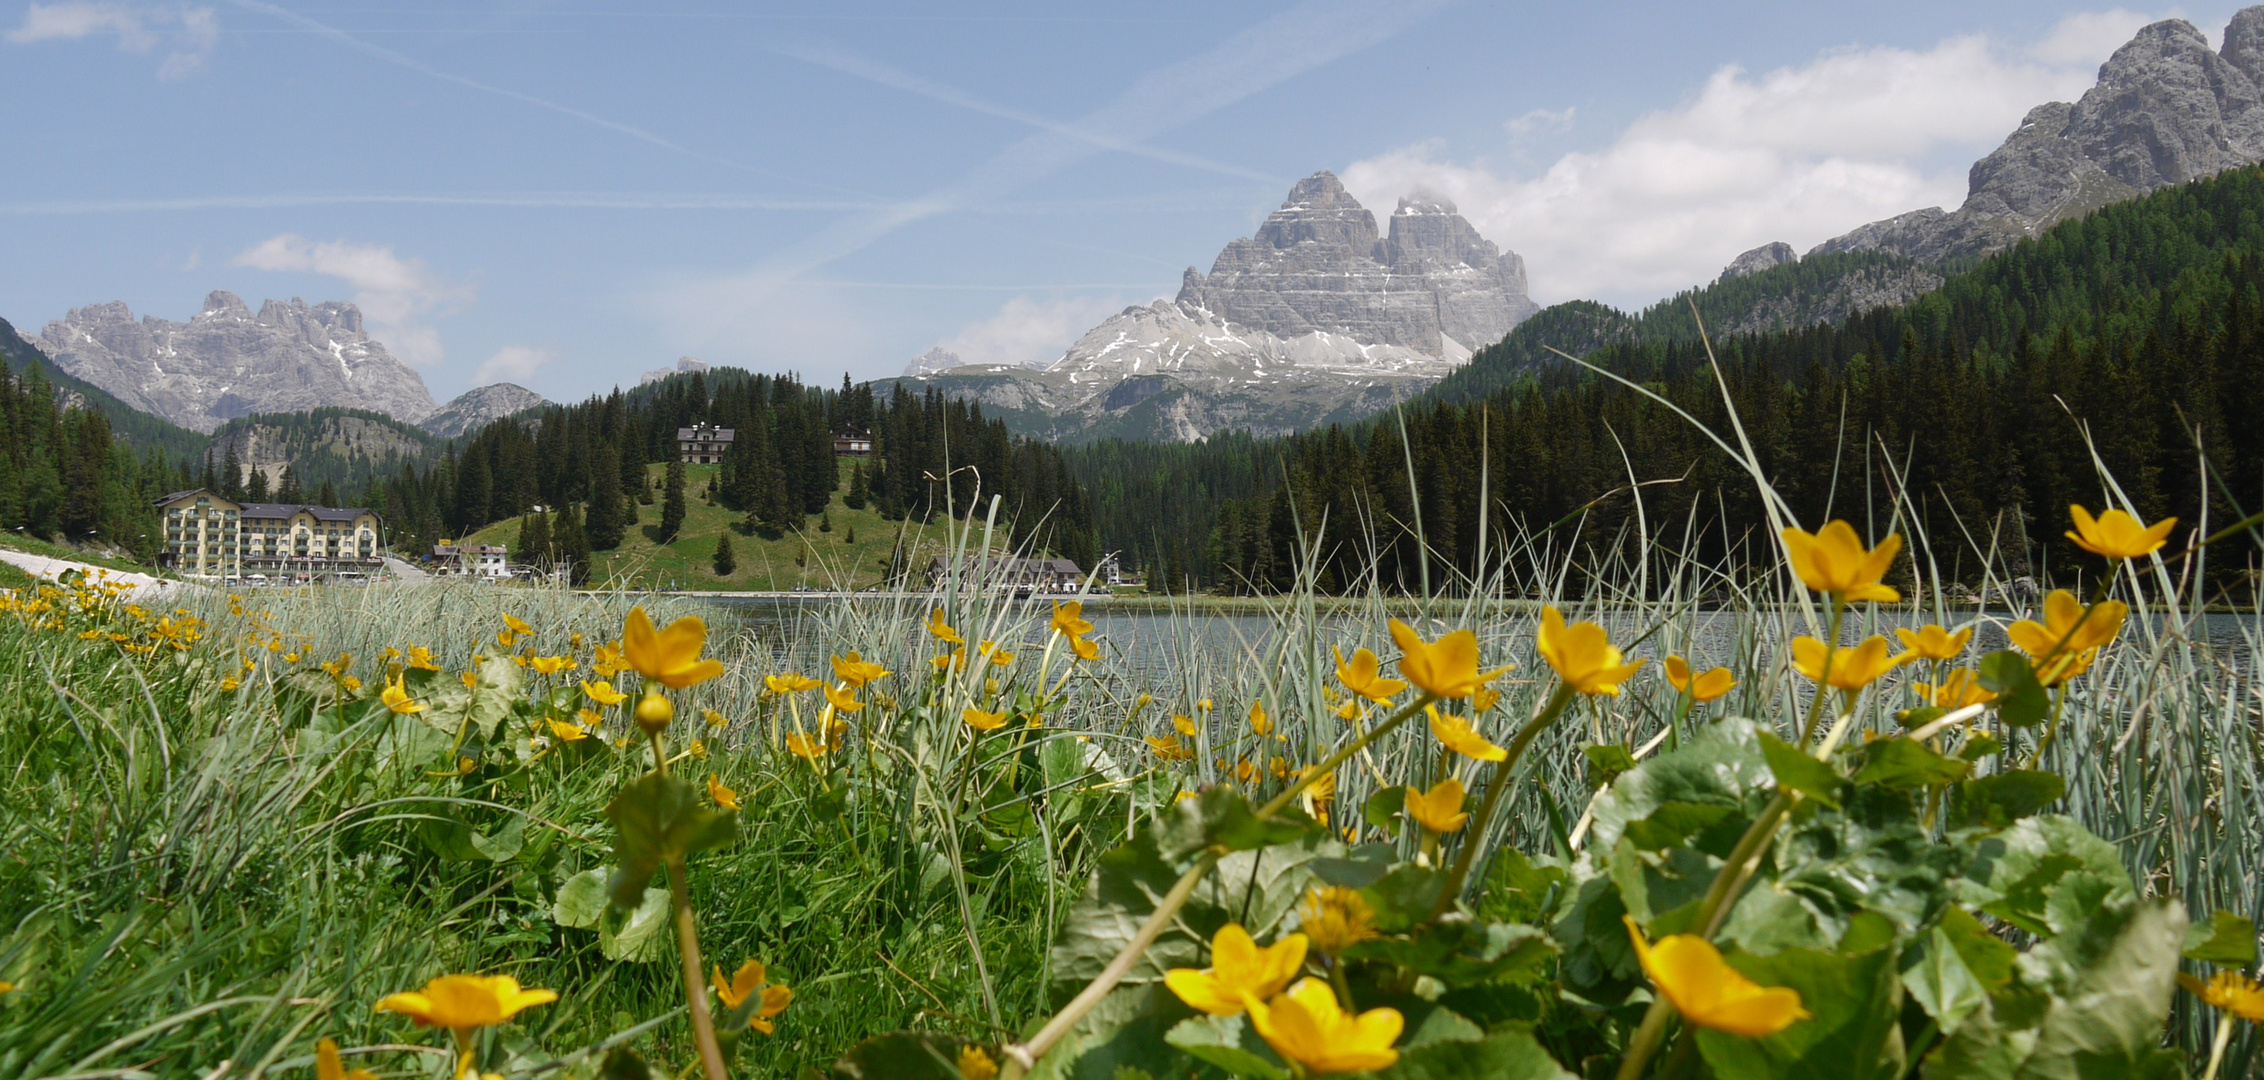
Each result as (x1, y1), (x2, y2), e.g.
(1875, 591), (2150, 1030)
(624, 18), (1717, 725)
(1430, 681), (1575, 920)
(665, 856), (730, 1080)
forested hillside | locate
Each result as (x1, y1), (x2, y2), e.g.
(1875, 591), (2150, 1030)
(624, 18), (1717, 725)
(370, 370), (1096, 579)
(203, 408), (441, 503)
(1076, 166), (2264, 592)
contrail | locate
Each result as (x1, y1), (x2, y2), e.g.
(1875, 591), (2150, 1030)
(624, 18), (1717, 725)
(777, 41), (1284, 185)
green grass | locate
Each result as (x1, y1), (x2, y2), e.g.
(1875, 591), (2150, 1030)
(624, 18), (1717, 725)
(0, 529), (164, 578)
(463, 460), (957, 591)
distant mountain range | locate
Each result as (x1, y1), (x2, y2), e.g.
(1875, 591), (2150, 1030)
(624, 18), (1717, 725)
(26, 289), (549, 437)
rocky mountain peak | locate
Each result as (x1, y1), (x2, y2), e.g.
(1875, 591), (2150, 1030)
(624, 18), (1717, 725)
(904, 346), (966, 377)
(1720, 242), (1797, 282)
(36, 294), (437, 432)
(420, 382), (550, 437)
(1177, 172), (1538, 359)
(1817, 6), (2264, 263)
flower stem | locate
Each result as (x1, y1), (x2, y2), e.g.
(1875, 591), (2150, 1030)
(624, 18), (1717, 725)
(2203, 1011), (2235, 1080)
(666, 855), (730, 1080)
(1256, 694), (1435, 820)
(1429, 681), (1575, 921)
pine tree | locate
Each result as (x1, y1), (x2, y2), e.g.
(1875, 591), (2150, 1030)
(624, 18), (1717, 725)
(844, 523), (855, 544)
(219, 442), (244, 501)
(712, 531), (735, 577)
(817, 510), (831, 533)
(246, 466), (271, 502)
(315, 479), (339, 509)
(659, 458), (687, 542)
(845, 461), (869, 509)
(515, 511), (552, 569)
(586, 445), (625, 550)
(278, 465), (302, 503)
(554, 504), (592, 584)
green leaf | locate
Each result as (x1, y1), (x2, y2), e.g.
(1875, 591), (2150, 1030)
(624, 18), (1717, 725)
(469, 816), (525, 862)
(1902, 926), (1989, 1035)
(1934, 906), (2016, 991)
(598, 1047), (665, 1080)
(1851, 738), (1968, 789)
(1371, 1030), (1577, 1079)
(1977, 651), (2049, 728)
(2184, 910), (2259, 965)
(1697, 943), (1904, 1080)
(1362, 864), (1446, 934)
(1621, 802), (1739, 854)
(605, 772), (739, 909)
(1758, 730), (1842, 809)
(417, 654), (526, 740)
(1957, 734), (2003, 761)
(598, 885), (671, 962)
(1364, 787), (1408, 836)
(1163, 1014), (1287, 1079)
(830, 1032), (967, 1079)
(1961, 815), (2132, 937)
(1609, 838), (1719, 926)
(1476, 849), (1567, 925)
(1582, 744), (1638, 789)
(1947, 770), (2065, 831)
(2015, 898), (2189, 1080)
(552, 868), (610, 929)
(1894, 706), (1947, 731)
(1158, 786), (1311, 858)
(1589, 718), (1778, 853)
(1349, 918), (1558, 989)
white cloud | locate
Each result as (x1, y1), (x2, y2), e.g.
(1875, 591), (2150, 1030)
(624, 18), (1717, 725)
(7, 1), (217, 79)
(230, 234), (471, 367)
(938, 295), (1126, 370)
(1505, 107), (1575, 140)
(1340, 12), (2167, 306)
(473, 345), (554, 386)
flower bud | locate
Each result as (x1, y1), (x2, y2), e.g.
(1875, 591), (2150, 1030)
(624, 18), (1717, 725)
(635, 691), (674, 734)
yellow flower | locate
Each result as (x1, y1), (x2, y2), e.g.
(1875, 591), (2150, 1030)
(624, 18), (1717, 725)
(963, 706), (1008, 731)
(1333, 645), (1407, 702)
(1163, 923), (1309, 1017)
(381, 646), (401, 661)
(786, 718), (847, 759)
(321, 652), (354, 679)
(931, 647), (966, 672)
(1245, 977), (1402, 1075)
(1781, 521), (1902, 602)
(1914, 669), (1998, 709)
(1625, 917), (1809, 1037)
(956, 1045), (999, 1080)
(1403, 778), (1469, 833)
(1199, 698), (1214, 712)
(702, 708), (726, 729)
(373, 973), (557, 1036)
(221, 677), (240, 691)
(1173, 713), (1197, 737)
(831, 651), (889, 687)
(576, 707), (604, 726)
(502, 614), (532, 637)
(2180, 971), (2264, 1022)
(688, 739), (707, 759)
(710, 959), (792, 1034)
(1388, 620), (1509, 700)
(1146, 733), (1193, 760)
(1663, 655), (1734, 702)
(1070, 635), (1100, 661)
(1298, 886), (1378, 956)
(591, 642), (626, 678)
(381, 674), (425, 715)
(529, 655), (576, 675)
(1471, 685), (1500, 712)
(1427, 704), (1506, 762)
(2067, 504), (2175, 561)
(2008, 590), (2128, 686)
(546, 718), (589, 742)
(1051, 600), (1094, 638)
(764, 672), (820, 694)
(1333, 697), (1360, 721)
(496, 630), (515, 649)
(581, 679), (627, 707)
(1790, 635), (1907, 691)
(316, 1038), (378, 1080)
(925, 608), (962, 644)
(1537, 607), (1646, 696)
(1248, 700), (1273, 737)
(823, 684), (866, 713)
(1894, 624), (1971, 662)
(622, 607), (726, 689)
(407, 646), (441, 672)
(708, 772), (739, 810)
(979, 640), (1014, 666)
(459, 670), (476, 690)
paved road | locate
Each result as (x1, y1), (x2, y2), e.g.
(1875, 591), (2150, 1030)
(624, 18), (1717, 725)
(0, 550), (176, 598)
(382, 555), (433, 582)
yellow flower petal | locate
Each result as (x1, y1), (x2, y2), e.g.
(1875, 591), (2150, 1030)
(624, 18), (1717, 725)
(622, 607), (726, 689)
(1389, 620), (1509, 700)
(1427, 704), (1506, 762)
(1246, 977), (1402, 1074)
(1625, 917), (1808, 1037)
(2067, 504), (2175, 561)
(1403, 778), (1468, 833)
(1782, 521), (1902, 601)
(1537, 607), (1646, 695)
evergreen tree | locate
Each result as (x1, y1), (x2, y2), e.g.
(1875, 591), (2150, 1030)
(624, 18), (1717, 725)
(818, 509), (831, 533)
(844, 523), (855, 545)
(586, 445), (625, 550)
(219, 442), (244, 501)
(515, 510), (552, 569)
(659, 458), (687, 542)
(554, 504), (592, 584)
(315, 479), (339, 508)
(712, 531), (735, 576)
(278, 465), (302, 503)
(845, 460), (868, 509)
(246, 466), (271, 502)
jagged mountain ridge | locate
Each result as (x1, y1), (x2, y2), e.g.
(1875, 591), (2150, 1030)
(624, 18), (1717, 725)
(906, 172), (1538, 443)
(1819, 7), (2264, 263)
(35, 290), (439, 433)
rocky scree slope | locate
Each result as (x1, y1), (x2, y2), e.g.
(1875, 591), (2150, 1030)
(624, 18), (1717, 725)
(36, 290), (438, 432)
(421, 382), (549, 437)
(906, 172), (1539, 442)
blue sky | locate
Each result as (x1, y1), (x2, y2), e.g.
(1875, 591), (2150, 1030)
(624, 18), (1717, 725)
(0, 2), (2231, 403)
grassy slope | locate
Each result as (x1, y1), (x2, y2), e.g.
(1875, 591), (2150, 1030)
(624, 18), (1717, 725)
(0, 530), (166, 577)
(464, 459), (957, 591)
